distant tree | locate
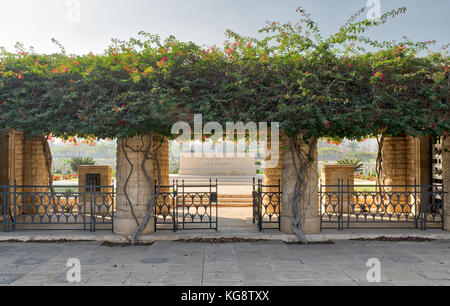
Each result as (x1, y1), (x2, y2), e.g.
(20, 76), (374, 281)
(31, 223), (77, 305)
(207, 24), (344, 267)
(70, 157), (96, 173)
(344, 152), (377, 162)
(346, 142), (360, 152)
(318, 147), (344, 161)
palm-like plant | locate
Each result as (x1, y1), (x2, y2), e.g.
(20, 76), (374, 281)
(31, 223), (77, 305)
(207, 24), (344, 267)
(70, 157), (96, 173)
(337, 158), (363, 173)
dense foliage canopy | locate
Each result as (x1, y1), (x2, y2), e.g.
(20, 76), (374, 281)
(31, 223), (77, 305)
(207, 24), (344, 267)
(0, 7), (448, 141)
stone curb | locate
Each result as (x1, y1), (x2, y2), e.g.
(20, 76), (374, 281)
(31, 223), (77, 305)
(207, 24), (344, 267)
(0, 231), (449, 244)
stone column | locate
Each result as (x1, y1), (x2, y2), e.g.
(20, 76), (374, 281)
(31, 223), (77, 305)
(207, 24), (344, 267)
(382, 136), (431, 214)
(383, 136), (432, 187)
(152, 135), (170, 215)
(1, 131), (48, 215)
(8, 131), (25, 186)
(22, 135), (48, 214)
(152, 134), (170, 187)
(443, 137), (450, 231)
(114, 134), (155, 236)
(0, 131), (8, 184)
(280, 135), (320, 234)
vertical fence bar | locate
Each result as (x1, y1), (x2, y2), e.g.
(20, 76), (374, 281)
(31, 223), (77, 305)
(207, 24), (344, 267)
(442, 187), (445, 230)
(83, 186), (87, 231)
(209, 179), (212, 230)
(182, 180), (185, 230)
(13, 181), (17, 231)
(278, 179), (281, 231)
(2, 182), (5, 232)
(154, 180), (157, 232)
(347, 178), (350, 230)
(337, 179), (341, 231)
(89, 185), (93, 232)
(258, 179), (262, 232)
(319, 180), (323, 231)
(7, 182), (11, 232)
(215, 179), (218, 231)
(420, 184), (425, 231)
(252, 178), (256, 225)
(172, 180), (176, 232)
(339, 179), (344, 231)
(414, 180), (418, 229)
(2, 182), (7, 232)
(111, 183), (115, 233)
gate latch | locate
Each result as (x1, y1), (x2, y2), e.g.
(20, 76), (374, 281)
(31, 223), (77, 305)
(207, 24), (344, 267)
(210, 192), (218, 203)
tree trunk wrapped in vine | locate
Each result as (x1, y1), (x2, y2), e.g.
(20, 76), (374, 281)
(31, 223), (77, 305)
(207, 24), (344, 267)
(284, 135), (319, 244)
(115, 133), (163, 244)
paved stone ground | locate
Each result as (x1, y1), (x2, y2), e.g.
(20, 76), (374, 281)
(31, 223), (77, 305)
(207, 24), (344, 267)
(0, 239), (449, 286)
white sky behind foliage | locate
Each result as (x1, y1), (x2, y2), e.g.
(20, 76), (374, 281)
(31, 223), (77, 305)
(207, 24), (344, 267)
(0, 0), (448, 55)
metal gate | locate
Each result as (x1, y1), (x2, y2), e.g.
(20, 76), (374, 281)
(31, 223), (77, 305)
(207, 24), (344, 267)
(154, 180), (218, 231)
(319, 179), (445, 231)
(252, 178), (281, 231)
(1, 182), (114, 232)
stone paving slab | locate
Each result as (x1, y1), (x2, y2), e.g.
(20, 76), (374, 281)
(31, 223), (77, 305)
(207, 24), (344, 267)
(0, 240), (449, 286)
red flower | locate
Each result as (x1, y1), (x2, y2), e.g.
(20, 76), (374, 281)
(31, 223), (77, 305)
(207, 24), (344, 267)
(161, 57), (168, 63)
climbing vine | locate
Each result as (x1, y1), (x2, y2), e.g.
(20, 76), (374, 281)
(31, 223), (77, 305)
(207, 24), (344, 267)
(0, 6), (448, 243)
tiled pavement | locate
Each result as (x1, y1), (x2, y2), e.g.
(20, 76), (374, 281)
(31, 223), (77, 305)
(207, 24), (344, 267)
(0, 240), (449, 286)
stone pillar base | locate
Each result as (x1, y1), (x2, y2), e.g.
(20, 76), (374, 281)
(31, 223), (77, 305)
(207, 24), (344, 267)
(114, 218), (155, 236)
(280, 216), (320, 235)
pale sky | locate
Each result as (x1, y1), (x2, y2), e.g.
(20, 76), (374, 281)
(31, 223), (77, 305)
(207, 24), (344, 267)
(0, 0), (448, 55)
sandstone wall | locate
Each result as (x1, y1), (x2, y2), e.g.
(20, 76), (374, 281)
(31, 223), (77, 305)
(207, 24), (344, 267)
(382, 136), (431, 188)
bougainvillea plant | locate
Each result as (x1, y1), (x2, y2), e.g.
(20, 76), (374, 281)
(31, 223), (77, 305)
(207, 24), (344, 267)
(0, 6), (448, 243)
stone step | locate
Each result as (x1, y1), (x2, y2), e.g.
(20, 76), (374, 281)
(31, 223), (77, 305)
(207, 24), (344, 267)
(218, 194), (252, 199)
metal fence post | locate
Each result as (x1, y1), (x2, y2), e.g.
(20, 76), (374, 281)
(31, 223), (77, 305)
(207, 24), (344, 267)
(2, 182), (8, 232)
(347, 178), (350, 230)
(111, 183), (115, 233)
(319, 180), (323, 232)
(420, 184), (425, 231)
(215, 179), (219, 231)
(258, 179), (262, 232)
(278, 179), (281, 231)
(442, 187), (445, 231)
(209, 179), (212, 230)
(13, 181), (17, 231)
(414, 181), (418, 229)
(338, 179), (342, 231)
